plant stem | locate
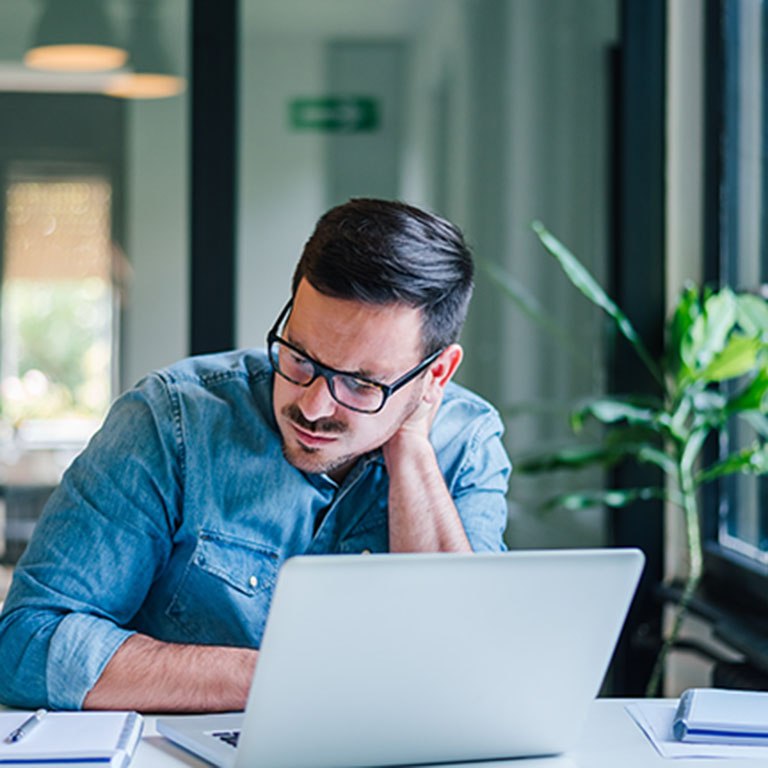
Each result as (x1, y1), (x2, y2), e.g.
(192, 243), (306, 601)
(645, 466), (703, 697)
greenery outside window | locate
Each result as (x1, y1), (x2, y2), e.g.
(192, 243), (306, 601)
(1, 174), (115, 448)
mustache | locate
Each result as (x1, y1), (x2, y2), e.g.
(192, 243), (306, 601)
(282, 404), (347, 435)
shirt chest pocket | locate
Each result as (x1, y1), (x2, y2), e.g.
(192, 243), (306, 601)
(165, 530), (280, 647)
(337, 519), (388, 555)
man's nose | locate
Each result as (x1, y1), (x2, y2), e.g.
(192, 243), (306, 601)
(296, 376), (337, 422)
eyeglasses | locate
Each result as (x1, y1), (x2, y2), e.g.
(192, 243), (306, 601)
(267, 300), (443, 414)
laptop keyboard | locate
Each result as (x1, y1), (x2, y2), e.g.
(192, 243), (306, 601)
(212, 730), (240, 748)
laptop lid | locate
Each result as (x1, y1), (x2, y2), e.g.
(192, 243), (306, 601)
(159, 548), (644, 768)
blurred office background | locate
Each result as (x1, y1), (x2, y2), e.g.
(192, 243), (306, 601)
(0, 0), (619, 556)
(1, 0), (767, 698)
(0, 0), (617, 563)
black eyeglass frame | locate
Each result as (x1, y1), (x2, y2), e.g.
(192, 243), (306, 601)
(267, 299), (444, 414)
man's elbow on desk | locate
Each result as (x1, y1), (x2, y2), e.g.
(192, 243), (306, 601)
(82, 634), (259, 713)
(0, 607), (58, 710)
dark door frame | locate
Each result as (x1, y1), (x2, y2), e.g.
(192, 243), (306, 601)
(189, 0), (238, 355)
(608, 0), (667, 695)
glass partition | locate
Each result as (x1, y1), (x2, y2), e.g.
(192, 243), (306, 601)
(0, 0), (189, 566)
(237, 0), (619, 550)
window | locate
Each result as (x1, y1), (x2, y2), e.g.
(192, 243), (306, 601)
(0, 93), (124, 565)
(703, 0), (768, 606)
(2, 175), (115, 445)
(717, 0), (768, 562)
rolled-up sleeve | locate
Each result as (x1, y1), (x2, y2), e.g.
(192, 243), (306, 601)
(431, 392), (512, 552)
(452, 415), (511, 552)
(0, 373), (182, 709)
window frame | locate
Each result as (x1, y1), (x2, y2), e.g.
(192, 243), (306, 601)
(2, 167), (118, 436)
(0, 93), (125, 444)
(700, 0), (768, 618)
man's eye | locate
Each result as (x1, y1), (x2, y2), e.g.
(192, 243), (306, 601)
(285, 350), (313, 369)
(346, 377), (378, 394)
(280, 348), (314, 378)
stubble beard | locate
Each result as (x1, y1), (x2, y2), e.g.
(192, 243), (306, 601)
(279, 403), (354, 476)
(280, 439), (359, 477)
(278, 390), (422, 476)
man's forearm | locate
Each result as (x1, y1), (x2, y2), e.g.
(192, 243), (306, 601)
(82, 633), (258, 712)
(385, 434), (472, 553)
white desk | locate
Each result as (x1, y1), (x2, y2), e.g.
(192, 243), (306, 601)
(134, 699), (768, 767)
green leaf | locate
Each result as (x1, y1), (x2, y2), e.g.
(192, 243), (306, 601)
(682, 288), (737, 373)
(515, 445), (625, 473)
(541, 487), (667, 511)
(726, 368), (768, 414)
(604, 423), (667, 449)
(697, 442), (768, 484)
(515, 441), (675, 475)
(698, 334), (764, 383)
(666, 282), (701, 381)
(634, 445), (678, 475)
(736, 293), (768, 339)
(669, 283), (701, 341)
(571, 397), (669, 434)
(532, 221), (663, 386)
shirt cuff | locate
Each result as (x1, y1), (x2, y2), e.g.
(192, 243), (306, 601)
(463, 526), (508, 552)
(46, 613), (135, 709)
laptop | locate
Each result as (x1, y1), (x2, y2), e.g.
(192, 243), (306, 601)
(157, 548), (644, 768)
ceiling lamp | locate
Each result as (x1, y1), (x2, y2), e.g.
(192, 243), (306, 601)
(24, 0), (127, 72)
(105, 2), (186, 99)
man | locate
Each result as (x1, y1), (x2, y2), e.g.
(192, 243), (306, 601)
(0, 198), (510, 712)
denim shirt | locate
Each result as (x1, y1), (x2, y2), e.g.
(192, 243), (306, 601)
(0, 350), (510, 710)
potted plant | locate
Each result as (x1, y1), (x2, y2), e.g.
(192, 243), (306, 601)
(488, 222), (768, 696)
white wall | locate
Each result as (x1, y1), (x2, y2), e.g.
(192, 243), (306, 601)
(399, 0), (469, 219)
(122, 92), (189, 389)
(121, 0), (189, 389)
(236, 37), (327, 348)
(236, 28), (411, 348)
(325, 41), (407, 205)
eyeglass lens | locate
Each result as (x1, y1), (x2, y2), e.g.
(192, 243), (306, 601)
(270, 340), (384, 412)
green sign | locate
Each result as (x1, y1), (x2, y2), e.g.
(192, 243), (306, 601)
(289, 97), (379, 133)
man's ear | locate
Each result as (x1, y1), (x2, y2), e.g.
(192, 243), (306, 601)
(423, 344), (463, 403)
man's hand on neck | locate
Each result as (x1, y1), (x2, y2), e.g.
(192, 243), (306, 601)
(382, 346), (472, 554)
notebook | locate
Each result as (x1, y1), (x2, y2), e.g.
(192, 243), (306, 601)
(157, 548), (644, 768)
(0, 711), (143, 767)
(674, 688), (768, 744)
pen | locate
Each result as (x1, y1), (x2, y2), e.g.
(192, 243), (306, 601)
(4, 709), (47, 744)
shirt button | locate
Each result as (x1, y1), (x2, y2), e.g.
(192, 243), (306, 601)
(249, 575), (259, 588)
(361, 549), (372, 555)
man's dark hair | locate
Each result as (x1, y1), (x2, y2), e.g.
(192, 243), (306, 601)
(292, 198), (474, 354)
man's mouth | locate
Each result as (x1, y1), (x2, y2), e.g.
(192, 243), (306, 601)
(290, 422), (340, 448)
(282, 404), (346, 449)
